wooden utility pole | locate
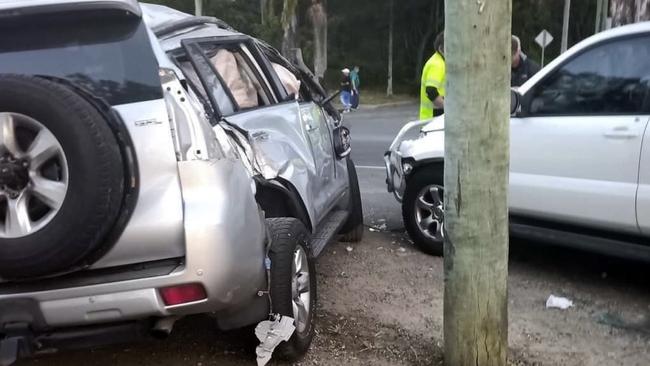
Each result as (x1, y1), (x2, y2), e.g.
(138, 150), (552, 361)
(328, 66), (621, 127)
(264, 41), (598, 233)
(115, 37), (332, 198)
(194, 0), (202, 16)
(386, 0), (394, 97)
(443, 0), (511, 364)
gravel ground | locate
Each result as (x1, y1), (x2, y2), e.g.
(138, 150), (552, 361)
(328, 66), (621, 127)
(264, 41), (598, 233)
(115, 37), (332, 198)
(18, 229), (650, 366)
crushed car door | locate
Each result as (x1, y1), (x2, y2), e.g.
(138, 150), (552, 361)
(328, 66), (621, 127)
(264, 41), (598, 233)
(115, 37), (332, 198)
(181, 36), (338, 227)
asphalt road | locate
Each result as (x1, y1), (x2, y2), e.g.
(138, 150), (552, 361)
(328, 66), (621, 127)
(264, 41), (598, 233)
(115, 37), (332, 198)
(344, 103), (420, 232)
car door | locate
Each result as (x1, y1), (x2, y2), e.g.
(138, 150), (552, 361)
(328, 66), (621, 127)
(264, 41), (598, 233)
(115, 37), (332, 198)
(180, 36), (339, 227)
(510, 34), (650, 234)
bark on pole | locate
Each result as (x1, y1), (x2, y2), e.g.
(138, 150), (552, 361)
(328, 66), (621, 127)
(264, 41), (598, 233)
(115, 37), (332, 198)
(443, 0), (511, 364)
(386, 0), (394, 97)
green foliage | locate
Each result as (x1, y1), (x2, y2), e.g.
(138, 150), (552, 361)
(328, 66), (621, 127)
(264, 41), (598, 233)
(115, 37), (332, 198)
(146, 0), (598, 93)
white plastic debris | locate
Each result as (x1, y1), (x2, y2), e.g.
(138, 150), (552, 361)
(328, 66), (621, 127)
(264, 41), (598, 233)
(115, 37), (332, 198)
(545, 295), (574, 310)
(369, 227), (378, 232)
(346, 246), (353, 253)
(255, 316), (296, 366)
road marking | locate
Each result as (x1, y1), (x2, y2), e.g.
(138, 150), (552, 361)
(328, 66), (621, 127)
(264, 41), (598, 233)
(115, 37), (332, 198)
(357, 165), (385, 170)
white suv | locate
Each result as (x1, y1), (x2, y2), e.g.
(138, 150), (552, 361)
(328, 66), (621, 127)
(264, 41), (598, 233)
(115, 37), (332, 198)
(385, 22), (650, 257)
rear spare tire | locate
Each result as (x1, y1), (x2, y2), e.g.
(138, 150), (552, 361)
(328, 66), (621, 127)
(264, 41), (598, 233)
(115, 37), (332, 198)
(0, 75), (124, 279)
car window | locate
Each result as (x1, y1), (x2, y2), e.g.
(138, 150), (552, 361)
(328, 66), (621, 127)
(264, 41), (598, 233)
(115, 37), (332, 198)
(529, 35), (650, 116)
(0, 16), (162, 106)
(199, 43), (278, 114)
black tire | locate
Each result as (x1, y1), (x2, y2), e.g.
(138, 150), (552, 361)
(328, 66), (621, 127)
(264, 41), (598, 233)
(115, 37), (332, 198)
(0, 75), (124, 278)
(402, 167), (444, 256)
(339, 158), (364, 242)
(266, 218), (317, 361)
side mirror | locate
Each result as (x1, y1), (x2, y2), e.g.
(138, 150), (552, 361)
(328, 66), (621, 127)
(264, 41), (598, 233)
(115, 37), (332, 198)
(510, 89), (521, 115)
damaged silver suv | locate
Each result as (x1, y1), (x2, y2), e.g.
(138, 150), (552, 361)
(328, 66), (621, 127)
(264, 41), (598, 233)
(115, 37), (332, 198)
(0, 1), (363, 365)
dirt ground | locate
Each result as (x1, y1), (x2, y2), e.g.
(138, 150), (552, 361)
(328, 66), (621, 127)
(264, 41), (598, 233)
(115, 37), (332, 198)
(18, 229), (650, 366)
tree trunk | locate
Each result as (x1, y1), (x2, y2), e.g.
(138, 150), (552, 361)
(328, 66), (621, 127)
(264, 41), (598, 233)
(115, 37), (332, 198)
(261, 0), (276, 25)
(386, 0), (394, 97)
(308, 0), (328, 79)
(281, 0), (299, 58)
(611, 0), (650, 26)
(194, 0), (202, 16)
(561, 0), (571, 52)
(443, 0), (511, 364)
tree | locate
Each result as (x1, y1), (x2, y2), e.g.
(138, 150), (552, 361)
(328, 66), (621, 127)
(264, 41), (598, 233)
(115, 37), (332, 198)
(611, 0), (650, 26)
(307, 0), (328, 79)
(281, 0), (299, 58)
(194, 0), (202, 16)
(443, 0), (511, 364)
(386, 0), (394, 97)
(261, 0), (275, 25)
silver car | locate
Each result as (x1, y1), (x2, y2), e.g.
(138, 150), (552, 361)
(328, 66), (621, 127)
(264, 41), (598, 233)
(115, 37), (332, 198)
(0, 1), (363, 364)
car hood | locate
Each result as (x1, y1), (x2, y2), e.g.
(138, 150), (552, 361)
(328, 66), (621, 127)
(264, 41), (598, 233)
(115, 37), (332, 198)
(420, 115), (445, 133)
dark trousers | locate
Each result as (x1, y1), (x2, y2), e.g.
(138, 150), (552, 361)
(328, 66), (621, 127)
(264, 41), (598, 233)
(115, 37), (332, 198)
(351, 90), (360, 109)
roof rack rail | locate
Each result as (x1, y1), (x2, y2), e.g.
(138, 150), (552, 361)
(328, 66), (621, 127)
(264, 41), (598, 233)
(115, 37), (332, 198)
(153, 16), (234, 38)
(0, 0), (141, 17)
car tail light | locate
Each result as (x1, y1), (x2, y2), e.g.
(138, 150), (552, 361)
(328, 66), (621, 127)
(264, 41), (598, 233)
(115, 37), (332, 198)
(159, 283), (207, 306)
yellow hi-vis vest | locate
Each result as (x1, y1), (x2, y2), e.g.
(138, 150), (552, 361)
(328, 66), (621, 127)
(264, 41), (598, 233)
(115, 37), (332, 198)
(419, 52), (446, 120)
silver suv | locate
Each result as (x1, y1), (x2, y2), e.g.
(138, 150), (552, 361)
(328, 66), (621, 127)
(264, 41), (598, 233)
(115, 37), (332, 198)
(0, 1), (363, 364)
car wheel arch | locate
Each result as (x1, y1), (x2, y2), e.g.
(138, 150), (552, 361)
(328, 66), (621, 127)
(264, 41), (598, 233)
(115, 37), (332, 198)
(255, 177), (313, 232)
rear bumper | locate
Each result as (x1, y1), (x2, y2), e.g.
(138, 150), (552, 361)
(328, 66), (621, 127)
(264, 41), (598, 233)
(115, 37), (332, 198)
(0, 159), (267, 330)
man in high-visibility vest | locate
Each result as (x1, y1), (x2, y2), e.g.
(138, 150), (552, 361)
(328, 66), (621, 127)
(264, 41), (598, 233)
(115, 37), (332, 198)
(420, 32), (446, 120)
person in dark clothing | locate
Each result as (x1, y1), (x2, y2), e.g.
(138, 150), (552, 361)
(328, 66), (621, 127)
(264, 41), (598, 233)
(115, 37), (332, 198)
(511, 35), (541, 87)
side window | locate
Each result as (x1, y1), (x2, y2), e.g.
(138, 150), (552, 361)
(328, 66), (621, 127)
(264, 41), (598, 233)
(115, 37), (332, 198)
(530, 35), (650, 116)
(181, 39), (283, 118)
(202, 44), (277, 113)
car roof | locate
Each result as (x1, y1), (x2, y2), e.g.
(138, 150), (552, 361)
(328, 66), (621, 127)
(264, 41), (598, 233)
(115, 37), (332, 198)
(141, 3), (242, 52)
(0, 0), (141, 16)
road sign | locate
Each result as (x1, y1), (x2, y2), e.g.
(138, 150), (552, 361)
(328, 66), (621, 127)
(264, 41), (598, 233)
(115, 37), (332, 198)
(535, 30), (554, 68)
(535, 30), (554, 48)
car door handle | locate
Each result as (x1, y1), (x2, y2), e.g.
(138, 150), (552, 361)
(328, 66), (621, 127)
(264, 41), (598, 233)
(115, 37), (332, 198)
(604, 126), (638, 139)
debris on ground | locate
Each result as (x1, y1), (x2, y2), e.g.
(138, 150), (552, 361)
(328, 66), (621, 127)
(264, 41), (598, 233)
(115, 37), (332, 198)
(255, 316), (295, 366)
(346, 246), (353, 253)
(545, 295), (574, 310)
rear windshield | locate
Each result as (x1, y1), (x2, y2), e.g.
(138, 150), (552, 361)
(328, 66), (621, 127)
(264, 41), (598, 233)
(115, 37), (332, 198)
(0, 12), (162, 105)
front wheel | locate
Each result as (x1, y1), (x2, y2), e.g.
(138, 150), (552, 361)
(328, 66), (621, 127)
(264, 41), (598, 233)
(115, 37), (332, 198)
(266, 218), (317, 361)
(402, 168), (445, 256)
